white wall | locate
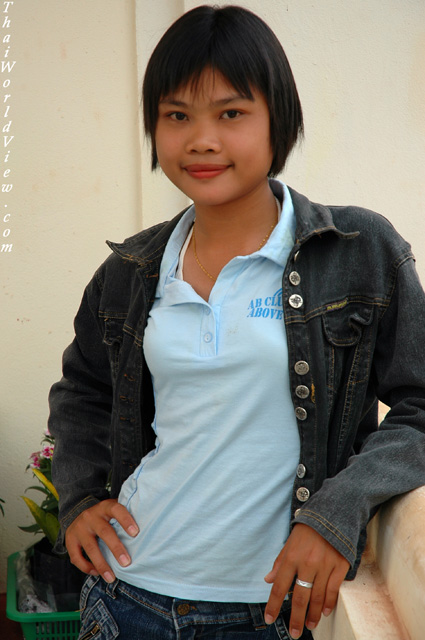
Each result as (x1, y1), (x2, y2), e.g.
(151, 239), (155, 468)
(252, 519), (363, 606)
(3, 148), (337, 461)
(136, 0), (425, 280)
(0, 0), (140, 591)
(1, 0), (424, 594)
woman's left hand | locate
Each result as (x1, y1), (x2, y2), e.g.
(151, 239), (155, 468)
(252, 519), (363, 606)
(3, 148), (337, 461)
(264, 523), (350, 639)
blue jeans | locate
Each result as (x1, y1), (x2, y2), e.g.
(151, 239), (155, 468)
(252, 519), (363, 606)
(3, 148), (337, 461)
(78, 576), (313, 639)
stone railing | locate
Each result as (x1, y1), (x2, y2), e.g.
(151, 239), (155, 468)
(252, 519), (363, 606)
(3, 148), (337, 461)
(313, 485), (425, 640)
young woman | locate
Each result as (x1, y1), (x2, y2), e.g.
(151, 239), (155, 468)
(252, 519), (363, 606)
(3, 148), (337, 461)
(49, 6), (425, 640)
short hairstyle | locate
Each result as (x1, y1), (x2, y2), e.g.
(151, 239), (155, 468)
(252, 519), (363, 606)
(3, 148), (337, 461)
(143, 5), (303, 177)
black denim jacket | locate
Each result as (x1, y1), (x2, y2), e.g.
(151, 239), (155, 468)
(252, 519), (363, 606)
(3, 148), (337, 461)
(49, 182), (425, 578)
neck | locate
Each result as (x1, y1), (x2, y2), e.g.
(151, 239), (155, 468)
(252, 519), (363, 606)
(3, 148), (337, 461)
(193, 180), (277, 252)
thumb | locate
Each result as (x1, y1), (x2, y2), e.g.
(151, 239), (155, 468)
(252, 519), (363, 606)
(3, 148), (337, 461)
(264, 552), (284, 583)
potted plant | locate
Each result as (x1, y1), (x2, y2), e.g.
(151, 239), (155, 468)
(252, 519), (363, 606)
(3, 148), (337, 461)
(18, 429), (85, 611)
(6, 430), (84, 639)
(20, 429), (59, 547)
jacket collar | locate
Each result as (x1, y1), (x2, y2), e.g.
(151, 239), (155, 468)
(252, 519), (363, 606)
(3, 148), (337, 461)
(107, 182), (359, 266)
(283, 184), (359, 245)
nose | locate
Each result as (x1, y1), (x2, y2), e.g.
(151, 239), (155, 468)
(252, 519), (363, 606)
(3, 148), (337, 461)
(184, 121), (221, 154)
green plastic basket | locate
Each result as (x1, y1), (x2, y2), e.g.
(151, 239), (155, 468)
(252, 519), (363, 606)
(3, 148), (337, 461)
(6, 552), (81, 640)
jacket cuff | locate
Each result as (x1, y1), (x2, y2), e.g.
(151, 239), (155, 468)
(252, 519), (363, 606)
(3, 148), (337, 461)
(291, 508), (358, 573)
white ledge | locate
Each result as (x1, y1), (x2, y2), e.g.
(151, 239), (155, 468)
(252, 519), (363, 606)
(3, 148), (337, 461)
(313, 486), (425, 640)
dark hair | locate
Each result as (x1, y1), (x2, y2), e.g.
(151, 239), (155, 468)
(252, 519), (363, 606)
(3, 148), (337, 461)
(143, 5), (303, 176)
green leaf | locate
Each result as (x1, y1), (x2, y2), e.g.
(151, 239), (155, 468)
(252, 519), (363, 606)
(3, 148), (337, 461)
(18, 524), (42, 533)
(26, 485), (50, 496)
(21, 496), (59, 546)
(44, 512), (60, 545)
(32, 469), (59, 501)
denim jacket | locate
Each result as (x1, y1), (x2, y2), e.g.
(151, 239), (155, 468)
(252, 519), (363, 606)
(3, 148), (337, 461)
(49, 182), (425, 578)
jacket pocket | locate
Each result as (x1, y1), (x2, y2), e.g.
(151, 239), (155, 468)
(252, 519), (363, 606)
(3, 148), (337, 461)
(322, 300), (374, 347)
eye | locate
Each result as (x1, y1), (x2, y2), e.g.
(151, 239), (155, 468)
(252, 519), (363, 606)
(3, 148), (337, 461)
(221, 110), (241, 120)
(169, 111), (187, 121)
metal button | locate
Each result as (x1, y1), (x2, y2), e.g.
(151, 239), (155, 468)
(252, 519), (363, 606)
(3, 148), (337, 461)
(294, 508), (301, 518)
(289, 271), (301, 286)
(177, 603), (190, 616)
(297, 464), (307, 478)
(296, 487), (310, 502)
(289, 294), (303, 309)
(294, 361), (309, 375)
(295, 385), (310, 399)
(294, 250), (300, 262)
(295, 407), (307, 421)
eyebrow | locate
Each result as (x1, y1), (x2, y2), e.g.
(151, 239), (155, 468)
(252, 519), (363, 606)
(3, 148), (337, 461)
(159, 94), (253, 107)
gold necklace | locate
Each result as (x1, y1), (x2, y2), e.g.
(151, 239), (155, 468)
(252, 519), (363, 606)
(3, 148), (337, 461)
(192, 197), (280, 282)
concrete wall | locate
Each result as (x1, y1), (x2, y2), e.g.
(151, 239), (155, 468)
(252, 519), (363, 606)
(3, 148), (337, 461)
(1, 0), (424, 594)
(0, 0), (141, 591)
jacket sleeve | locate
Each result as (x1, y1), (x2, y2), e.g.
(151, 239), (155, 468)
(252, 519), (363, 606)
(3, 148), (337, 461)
(293, 257), (425, 575)
(48, 268), (113, 553)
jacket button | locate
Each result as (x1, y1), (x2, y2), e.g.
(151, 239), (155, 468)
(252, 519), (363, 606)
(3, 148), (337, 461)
(295, 407), (307, 421)
(294, 508), (302, 517)
(289, 294), (303, 309)
(296, 487), (310, 502)
(294, 361), (309, 375)
(294, 250), (300, 262)
(295, 385), (309, 399)
(297, 464), (307, 478)
(289, 271), (301, 286)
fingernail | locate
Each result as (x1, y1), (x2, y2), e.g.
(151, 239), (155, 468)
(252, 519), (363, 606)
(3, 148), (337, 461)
(306, 621), (317, 630)
(89, 569), (99, 576)
(119, 554), (131, 567)
(264, 613), (274, 625)
(128, 525), (139, 537)
(103, 571), (115, 583)
(323, 608), (332, 617)
(290, 629), (301, 639)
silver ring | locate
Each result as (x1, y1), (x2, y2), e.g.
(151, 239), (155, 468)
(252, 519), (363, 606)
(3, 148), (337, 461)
(296, 578), (314, 589)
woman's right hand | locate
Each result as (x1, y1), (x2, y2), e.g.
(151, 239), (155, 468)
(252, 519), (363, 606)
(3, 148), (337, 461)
(65, 499), (139, 583)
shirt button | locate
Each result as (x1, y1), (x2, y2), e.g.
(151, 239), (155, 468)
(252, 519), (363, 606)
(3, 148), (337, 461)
(297, 464), (307, 478)
(295, 407), (307, 421)
(289, 294), (303, 309)
(203, 332), (212, 343)
(296, 487), (310, 502)
(289, 271), (301, 286)
(294, 361), (310, 375)
(205, 308), (211, 316)
(295, 385), (310, 399)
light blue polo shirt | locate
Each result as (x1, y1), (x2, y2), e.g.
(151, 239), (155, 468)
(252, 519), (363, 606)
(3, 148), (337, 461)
(102, 182), (300, 602)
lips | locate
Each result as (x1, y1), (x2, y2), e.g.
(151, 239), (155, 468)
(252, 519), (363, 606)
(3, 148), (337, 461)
(184, 164), (229, 179)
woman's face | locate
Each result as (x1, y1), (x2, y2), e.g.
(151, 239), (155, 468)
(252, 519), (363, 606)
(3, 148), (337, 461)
(155, 68), (273, 211)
